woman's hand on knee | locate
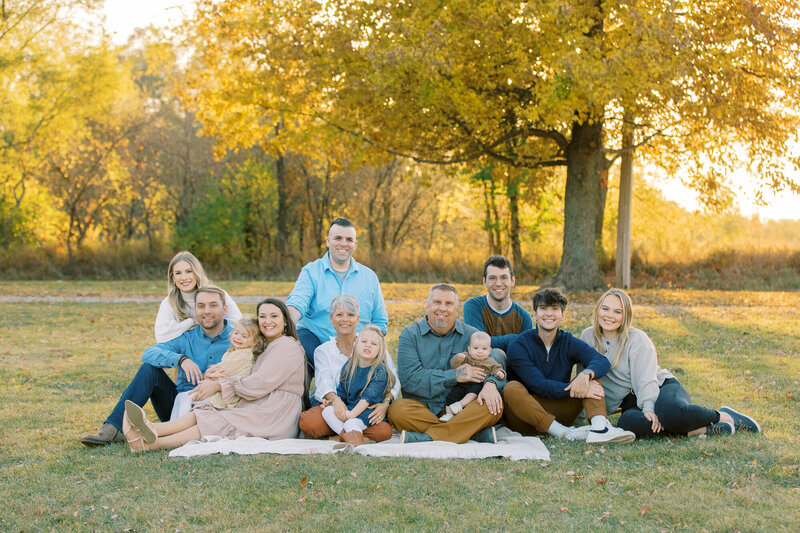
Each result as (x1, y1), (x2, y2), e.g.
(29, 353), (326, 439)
(644, 411), (662, 433)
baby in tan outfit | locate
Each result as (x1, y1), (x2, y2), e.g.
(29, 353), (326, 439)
(440, 331), (506, 422)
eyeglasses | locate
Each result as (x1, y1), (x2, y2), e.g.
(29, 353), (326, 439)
(486, 275), (511, 283)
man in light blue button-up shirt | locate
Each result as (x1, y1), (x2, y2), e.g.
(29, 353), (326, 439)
(286, 218), (388, 381)
(80, 287), (232, 447)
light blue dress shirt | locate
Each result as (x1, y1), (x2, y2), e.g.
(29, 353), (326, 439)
(141, 322), (232, 393)
(286, 252), (388, 341)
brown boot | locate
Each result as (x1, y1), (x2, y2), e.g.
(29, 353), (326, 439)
(80, 423), (125, 447)
(342, 430), (364, 446)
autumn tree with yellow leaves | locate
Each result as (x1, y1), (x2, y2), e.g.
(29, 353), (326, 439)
(185, 0), (800, 289)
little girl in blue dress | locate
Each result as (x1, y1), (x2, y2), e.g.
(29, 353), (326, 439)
(321, 324), (395, 446)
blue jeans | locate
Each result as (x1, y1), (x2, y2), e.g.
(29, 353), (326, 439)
(296, 328), (322, 409)
(297, 327), (323, 379)
(104, 363), (178, 431)
(617, 377), (719, 438)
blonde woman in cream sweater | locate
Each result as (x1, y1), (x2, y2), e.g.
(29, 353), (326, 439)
(580, 289), (760, 439)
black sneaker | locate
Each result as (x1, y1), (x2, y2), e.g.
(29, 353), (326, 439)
(720, 406), (761, 434)
(706, 421), (734, 436)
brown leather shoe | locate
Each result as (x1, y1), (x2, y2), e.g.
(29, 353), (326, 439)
(80, 423), (125, 447)
(342, 430), (364, 446)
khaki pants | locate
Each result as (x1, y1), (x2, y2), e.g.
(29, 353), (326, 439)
(298, 404), (393, 442)
(503, 380), (607, 435)
(388, 398), (502, 443)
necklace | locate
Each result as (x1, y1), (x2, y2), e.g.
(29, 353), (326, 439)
(336, 337), (354, 358)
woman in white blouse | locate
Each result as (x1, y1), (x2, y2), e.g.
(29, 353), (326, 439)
(155, 251), (242, 343)
(299, 294), (400, 442)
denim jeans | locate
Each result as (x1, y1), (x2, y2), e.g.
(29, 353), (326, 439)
(297, 327), (323, 379)
(617, 377), (719, 437)
(104, 363), (178, 431)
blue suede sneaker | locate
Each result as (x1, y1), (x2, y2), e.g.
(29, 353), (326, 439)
(706, 420), (735, 436)
(400, 430), (433, 444)
(470, 426), (498, 444)
(720, 406), (761, 434)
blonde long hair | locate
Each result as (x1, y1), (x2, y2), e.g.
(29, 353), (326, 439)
(591, 288), (633, 369)
(341, 324), (395, 397)
(167, 251), (210, 320)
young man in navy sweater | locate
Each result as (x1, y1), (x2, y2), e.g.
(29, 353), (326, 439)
(504, 288), (635, 444)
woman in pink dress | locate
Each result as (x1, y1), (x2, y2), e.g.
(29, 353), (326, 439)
(122, 298), (305, 452)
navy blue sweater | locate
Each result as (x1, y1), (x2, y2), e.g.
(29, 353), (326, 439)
(507, 328), (610, 399)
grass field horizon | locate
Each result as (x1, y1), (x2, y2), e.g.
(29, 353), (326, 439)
(2, 281), (799, 531)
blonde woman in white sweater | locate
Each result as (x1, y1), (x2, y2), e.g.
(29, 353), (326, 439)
(580, 289), (760, 438)
(155, 251), (241, 343)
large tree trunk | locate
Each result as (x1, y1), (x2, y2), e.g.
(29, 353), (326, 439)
(550, 120), (607, 290)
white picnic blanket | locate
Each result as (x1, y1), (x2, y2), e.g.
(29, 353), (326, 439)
(168, 426), (549, 461)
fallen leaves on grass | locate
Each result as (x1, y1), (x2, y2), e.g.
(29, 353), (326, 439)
(297, 494), (306, 503)
(299, 476), (308, 489)
(640, 506), (649, 516)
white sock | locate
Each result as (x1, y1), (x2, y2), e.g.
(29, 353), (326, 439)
(321, 405), (345, 434)
(547, 421), (570, 438)
(590, 415), (609, 429)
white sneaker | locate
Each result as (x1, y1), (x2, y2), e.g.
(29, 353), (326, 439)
(563, 425), (592, 441)
(586, 422), (636, 444)
(438, 413), (454, 422)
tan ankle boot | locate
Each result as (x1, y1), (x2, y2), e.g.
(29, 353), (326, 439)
(342, 430), (364, 446)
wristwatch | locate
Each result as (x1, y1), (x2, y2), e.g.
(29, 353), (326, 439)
(581, 368), (595, 379)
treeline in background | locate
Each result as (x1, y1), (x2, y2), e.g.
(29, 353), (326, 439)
(2, 1), (799, 290)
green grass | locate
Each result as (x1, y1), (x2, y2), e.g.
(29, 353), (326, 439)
(2, 283), (799, 532)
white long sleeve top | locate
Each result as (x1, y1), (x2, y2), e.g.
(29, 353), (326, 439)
(312, 337), (401, 403)
(154, 290), (243, 343)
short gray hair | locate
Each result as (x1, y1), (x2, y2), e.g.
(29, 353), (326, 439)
(428, 283), (458, 302)
(330, 294), (360, 315)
